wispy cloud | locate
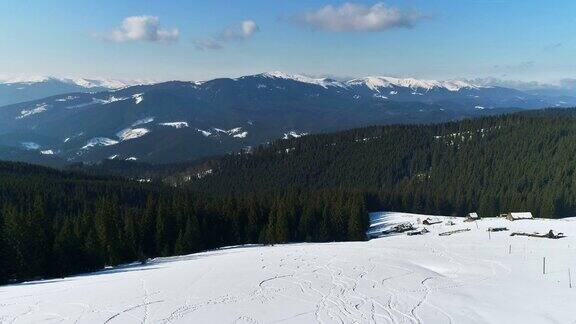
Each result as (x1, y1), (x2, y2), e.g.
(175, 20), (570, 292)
(195, 20), (259, 51)
(544, 42), (563, 50)
(559, 78), (576, 89)
(291, 2), (427, 32)
(194, 38), (224, 51)
(100, 16), (179, 43)
(493, 61), (536, 73)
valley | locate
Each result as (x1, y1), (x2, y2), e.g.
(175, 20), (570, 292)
(2, 2), (576, 322)
(0, 72), (569, 166)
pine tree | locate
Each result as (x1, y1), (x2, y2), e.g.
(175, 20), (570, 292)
(274, 201), (290, 243)
(347, 197), (367, 241)
(319, 206), (331, 242)
(94, 198), (122, 266)
(0, 207), (12, 283)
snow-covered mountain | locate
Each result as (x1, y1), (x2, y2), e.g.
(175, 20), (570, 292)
(347, 76), (483, 92)
(0, 76), (147, 106)
(255, 71), (346, 89)
(0, 72), (574, 165)
(254, 72), (485, 92)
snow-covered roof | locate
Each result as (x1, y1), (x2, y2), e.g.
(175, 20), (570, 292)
(468, 212), (479, 219)
(509, 212), (533, 219)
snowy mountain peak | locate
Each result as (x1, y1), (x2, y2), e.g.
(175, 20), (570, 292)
(243, 72), (485, 92)
(256, 71), (345, 89)
(0, 75), (53, 85)
(0, 76), (149, 89)
(66, 78), (131, 89)
(0, 72), (493, 93)
(347, 76), (484, 92)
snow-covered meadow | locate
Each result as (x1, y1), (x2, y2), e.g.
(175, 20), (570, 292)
(1, 212), (576, 323)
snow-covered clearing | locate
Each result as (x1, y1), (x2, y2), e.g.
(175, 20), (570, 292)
(159, 122), (189, 129)
(17, 104), (49, 119)
(283, 131), (308, 139)
(21, 142), (40, 150)
(82, 137), (118, 149)
(117, 128), (150, 141)
(1, 212), (576, 323)
(132, 117), (155, 127)
(94, 96), (129, 105)
(233, 131), (248, 138)
(132, 93), (144, 104)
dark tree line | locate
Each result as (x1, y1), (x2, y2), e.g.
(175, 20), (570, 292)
(0, 161), (368, 283)
(192, 108), (576, 220)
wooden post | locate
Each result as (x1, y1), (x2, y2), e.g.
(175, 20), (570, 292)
(489, 230), (491, 240)
(543, 257), (546, 275)
(569, 268), (572, 288)
(509, 244), (511, 255)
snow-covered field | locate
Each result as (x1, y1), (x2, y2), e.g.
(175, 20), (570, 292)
(2, 212), (576, 323)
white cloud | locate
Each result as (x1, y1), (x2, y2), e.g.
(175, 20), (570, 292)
(220, 20), (259, 40)
(293, 2), (426, 32)
(194, 19), (259, 51)
(103, 16), (179, 43)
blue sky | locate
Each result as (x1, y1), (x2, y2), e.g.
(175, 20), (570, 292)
(0, 0), (574, 83)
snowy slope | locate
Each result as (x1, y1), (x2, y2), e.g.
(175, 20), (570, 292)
(0, 76), (152, 107)
(256, 72), (483, 92)
(347, 76), (483, 92)
(0, 76), (143, 90)
(255, 71), (345, 89)
(1, 212), (576, 323)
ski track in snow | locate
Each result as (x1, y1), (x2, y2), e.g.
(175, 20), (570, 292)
(2, 213), (576, 323)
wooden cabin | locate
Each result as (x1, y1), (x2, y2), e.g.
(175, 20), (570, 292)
(464, 212), (480, 222)
(505, 212), (533, 221)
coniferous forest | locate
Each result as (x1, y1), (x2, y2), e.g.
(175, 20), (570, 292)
(3, 108), (576, 283)
(0, 162), (368, 284)
(192, 108), (576, 220)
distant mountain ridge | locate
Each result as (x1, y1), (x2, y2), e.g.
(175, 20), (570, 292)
(0, 76), (135, 89)
(0, 76), (151, 106)
(0, 71), (574, 166)
(260, 71), (483, 91)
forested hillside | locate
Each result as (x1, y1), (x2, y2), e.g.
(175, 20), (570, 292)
(0, 162), (367, 284)
(191, 109), (576, 219)
(5, 108), (576, 284)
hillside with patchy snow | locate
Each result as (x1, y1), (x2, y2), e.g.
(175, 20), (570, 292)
(1, 212), (575, 323)
(1, 71), (572, 165)
(0, 77), (144, 107)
